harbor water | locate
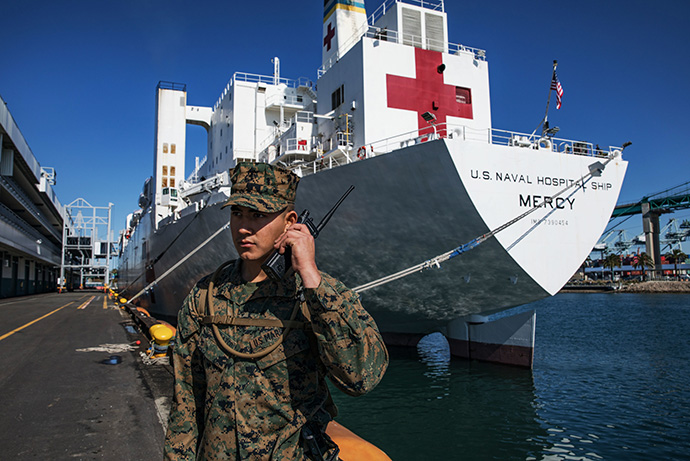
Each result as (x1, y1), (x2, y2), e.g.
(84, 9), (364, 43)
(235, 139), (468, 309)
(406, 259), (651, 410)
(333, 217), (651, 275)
(331, 293), (690, 460)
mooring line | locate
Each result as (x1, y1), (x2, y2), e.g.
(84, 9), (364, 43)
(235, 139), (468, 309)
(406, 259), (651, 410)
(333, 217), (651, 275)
(125, 222), (231, 304)
(353, 154), (619, 293)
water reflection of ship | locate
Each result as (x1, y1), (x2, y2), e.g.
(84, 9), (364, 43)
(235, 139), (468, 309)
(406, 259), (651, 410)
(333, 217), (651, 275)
(330, 333), (542, 459)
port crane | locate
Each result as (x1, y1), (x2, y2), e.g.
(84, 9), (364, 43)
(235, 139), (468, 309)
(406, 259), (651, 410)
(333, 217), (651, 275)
(597, 181), (690, 271)
(594, 218), (689, 256)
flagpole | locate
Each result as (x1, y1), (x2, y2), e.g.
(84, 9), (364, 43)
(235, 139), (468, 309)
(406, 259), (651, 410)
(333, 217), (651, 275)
(541, 60), (558, 137)
(530, 60), (558, 139)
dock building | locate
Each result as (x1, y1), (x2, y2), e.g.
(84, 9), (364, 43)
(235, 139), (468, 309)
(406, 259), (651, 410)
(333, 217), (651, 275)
(0, 93), (63, 296)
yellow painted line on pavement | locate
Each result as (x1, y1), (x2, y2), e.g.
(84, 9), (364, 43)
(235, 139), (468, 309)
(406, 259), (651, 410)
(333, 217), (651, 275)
(0, 301), (76, 342)
(77, 296), (96, 310)
(103, 294), (108, 309)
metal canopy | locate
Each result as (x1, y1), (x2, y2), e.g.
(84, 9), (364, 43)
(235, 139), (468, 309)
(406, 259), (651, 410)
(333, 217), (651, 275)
(59, 198), (114, 291)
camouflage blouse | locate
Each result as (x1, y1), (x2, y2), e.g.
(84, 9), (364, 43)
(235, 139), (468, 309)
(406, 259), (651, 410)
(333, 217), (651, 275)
(164, 260), (389, 460)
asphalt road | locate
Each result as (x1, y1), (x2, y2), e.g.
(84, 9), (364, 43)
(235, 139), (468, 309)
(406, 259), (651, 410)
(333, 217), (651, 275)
(0, 291), (174, 459)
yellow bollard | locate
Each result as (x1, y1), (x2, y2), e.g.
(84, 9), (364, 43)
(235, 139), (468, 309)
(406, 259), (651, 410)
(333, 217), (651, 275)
(149, 324), (175, 357)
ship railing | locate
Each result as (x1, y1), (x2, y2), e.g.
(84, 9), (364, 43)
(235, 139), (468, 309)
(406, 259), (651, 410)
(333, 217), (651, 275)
(369, 0), (444, 26)
(257, 112), (315, 157)
(185, 155), (208, 184)
(284, 132), (353, 173)
(319, 132), (354, 158)
(362, 125), (445, 155)
(318, 25), (486, 77)
(257, 116), (298, 154)
(257, 128), (281, 156)
(268, 131), (314, 162)
(291, 123), (621, 177)
(265, 92), (309, 109)
(488, 128), (618, 157)
(179, 171), (230, 199)
(282, 138), (312, 153)
(157, 81), (187, 92)
(295, 111), (314, 123)
(232, 72), (313, 90)
(290, 150), (354, 177)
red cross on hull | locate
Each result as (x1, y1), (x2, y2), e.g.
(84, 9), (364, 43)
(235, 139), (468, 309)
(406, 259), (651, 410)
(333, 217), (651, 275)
(386, 48), (473, 133)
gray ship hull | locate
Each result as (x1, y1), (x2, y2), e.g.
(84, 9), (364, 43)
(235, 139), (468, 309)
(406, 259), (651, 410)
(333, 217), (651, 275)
(119, 137), (625, 339)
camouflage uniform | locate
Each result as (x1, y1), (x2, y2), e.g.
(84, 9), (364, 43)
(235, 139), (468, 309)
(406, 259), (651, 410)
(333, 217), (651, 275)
(164, 261), (388, 460)
(164, 162), (389, 460)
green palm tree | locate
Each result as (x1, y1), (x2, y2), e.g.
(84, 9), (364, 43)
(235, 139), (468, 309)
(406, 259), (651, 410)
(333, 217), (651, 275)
(603, 253), (621, 281)
(633, 252), (655, 281)
(665, 249), (688, 280)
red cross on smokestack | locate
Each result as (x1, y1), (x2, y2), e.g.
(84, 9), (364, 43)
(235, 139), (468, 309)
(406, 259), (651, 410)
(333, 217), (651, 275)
(324, 23), (335, 51)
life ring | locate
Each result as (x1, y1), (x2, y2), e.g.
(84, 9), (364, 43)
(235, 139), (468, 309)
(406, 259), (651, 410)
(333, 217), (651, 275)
(357, 146), (366, 160)
(538, 138), (552, 150)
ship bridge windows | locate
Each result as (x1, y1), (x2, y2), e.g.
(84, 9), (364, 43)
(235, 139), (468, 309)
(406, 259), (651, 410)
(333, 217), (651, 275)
(161, 187), (178, 207)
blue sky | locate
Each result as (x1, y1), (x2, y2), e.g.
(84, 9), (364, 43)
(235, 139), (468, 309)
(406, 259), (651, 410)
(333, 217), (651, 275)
(2, 0), (689, 252)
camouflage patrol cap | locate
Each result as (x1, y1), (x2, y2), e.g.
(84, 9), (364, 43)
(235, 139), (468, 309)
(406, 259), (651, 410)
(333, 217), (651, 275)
(222, 162), (299, 213)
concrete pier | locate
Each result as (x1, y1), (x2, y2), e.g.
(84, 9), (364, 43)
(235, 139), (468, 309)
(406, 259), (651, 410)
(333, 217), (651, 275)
(0, 291), (173, 459)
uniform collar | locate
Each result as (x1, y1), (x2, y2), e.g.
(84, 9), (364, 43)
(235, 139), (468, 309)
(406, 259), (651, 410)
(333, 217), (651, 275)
(215, 259), (300, 303)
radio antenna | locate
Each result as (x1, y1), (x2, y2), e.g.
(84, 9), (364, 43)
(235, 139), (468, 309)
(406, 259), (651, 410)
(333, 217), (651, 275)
(315, 185), (355, 236)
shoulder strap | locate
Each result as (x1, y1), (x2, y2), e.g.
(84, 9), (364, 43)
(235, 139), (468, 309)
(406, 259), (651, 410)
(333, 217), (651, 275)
(203, 260), (307, 360)
(201, 315), (309, 330)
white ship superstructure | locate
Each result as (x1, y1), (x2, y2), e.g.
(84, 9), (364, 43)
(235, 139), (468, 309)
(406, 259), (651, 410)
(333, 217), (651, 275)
(118, 0), (628, 367)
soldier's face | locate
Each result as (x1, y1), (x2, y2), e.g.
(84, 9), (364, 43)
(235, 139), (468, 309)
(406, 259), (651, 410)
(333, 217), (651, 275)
(230, 205), (296, 262)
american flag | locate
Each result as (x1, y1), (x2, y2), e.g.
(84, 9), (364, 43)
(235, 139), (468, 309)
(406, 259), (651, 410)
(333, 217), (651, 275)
(551, 70), (564, 109)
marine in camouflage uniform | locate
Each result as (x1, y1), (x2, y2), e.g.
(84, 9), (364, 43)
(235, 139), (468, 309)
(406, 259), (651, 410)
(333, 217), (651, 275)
(164, 162), (389, 460)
